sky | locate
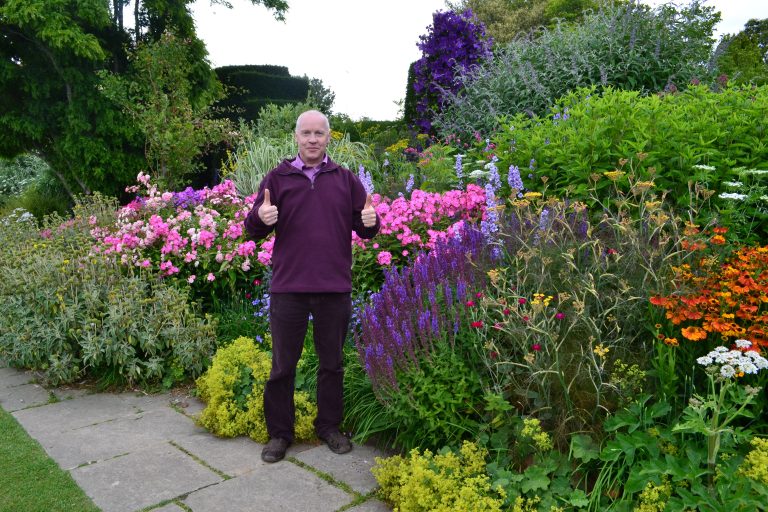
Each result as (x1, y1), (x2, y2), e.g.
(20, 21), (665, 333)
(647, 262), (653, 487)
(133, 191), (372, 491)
(190, 0), (768, 121)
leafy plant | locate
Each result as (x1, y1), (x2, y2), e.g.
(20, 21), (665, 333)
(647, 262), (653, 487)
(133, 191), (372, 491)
(195, 336), (317, 443)
(434, 2), (720, 137)
(0, 195), (218, 387)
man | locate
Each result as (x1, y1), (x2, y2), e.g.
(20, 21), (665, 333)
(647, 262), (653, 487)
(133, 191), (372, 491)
(245, 110), (379, 463)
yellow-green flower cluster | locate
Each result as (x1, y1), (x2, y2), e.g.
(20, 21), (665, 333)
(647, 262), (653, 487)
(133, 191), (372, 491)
(195, 336), (317, 443)
(634, 476), (672, 512)
(372, 441), (505, 512)
(739, 437), (768, 485)
(520, 418), (553, 452)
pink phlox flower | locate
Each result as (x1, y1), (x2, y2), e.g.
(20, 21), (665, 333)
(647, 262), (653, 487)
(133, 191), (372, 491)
(197, 229), (216, 249)
(377, 251), (393, 266)
(236, 240), (256, 257)
(188, 275), (196, 284)
(184, 251), (198, 263)
(206, 273), (215, 282)
(223, 221), (244, 239)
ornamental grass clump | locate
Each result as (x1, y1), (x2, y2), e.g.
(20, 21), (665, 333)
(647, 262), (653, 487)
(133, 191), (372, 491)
(372, 441), (506, 512)
(196, 336), (317, 443)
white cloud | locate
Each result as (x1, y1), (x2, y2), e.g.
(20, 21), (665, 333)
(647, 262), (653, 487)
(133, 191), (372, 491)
(191, 0), (768, 121)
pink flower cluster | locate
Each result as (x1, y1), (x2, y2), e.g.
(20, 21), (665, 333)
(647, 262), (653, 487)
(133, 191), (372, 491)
(91, 173), (273, 285)
(353, 185), (486, 265)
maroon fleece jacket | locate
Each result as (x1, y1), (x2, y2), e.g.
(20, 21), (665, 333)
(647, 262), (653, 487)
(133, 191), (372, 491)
(244, 158), (379, 293)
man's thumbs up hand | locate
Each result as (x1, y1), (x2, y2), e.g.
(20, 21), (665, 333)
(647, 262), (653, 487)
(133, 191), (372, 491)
(258, 189), (278, 226)
(361, 194), (376, 228)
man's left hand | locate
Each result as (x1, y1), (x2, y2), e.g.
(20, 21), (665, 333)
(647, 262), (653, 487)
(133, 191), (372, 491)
(361, 194), (376, 228)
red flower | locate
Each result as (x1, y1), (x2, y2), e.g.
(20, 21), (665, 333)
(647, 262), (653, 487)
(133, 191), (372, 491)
(555, 312), (565, 320)
(253, 279), (261, 286)
(489, 351), (498, 359)
(471, 321), (484, 328)
(245, 293), (251, 299)
(466, 300), (476, 307)
(532, 343), (542, 351)
(503, 308), (511, 315)
(476, 292), (484, 298)
(522, 316), (530, 323)
(519, 298), (527, 305)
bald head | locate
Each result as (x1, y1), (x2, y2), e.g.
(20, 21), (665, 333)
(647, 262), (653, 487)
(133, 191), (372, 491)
(295, 110), (330, 134)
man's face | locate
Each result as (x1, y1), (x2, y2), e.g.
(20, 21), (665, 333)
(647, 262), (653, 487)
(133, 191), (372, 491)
(295, 113), (330, 167)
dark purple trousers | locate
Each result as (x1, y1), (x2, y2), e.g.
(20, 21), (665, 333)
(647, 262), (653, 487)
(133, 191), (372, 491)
(264, 292), (352, 442)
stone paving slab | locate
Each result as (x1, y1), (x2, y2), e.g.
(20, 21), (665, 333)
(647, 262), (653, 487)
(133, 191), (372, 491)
(30, 407), (207, 470)
(173, 432), (315, 477)
(183, 461), (353, 512)
(71, 443), (223, 512)
(12, 393), (153, 434)
(0, 382), (52, 411)
(293, 443), (388, 495)
(0, 370), (35, 388)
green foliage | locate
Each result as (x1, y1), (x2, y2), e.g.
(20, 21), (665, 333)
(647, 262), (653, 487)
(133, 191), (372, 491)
(483, 85), (768, 240)
(0, 153), (49, 200)
(305, 75), (335, 116)
(0, 407), (100, 512)
(98, 32), (233, 191)
(255, 101), (315, 138)
(716, 29), (768, 86)
(464, 195), (675, 446)
(447, 0), (602, 45)
(434, 1), (720, 136)
(214, 65), (311, 123)
(377, 345), (485, 452)
(195, 336), (317, 443)
(0, 0), (288, 199)
(373, 441), (506, 512)
(0, 195), (217, 387)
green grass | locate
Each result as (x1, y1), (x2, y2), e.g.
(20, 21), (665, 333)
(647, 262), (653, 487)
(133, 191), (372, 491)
(0, 406), (100, 512)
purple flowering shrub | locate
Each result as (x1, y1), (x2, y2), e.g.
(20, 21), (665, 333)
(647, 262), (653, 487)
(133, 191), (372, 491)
(412, 9), (493, 134)
(352, 224), (491, 450)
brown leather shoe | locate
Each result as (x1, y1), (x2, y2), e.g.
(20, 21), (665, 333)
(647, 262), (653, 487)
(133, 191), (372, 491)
(319, 431), (352, 454)
(261, 437), (290, 463)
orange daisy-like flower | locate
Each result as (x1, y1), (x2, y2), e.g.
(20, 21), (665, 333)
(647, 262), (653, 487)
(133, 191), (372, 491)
(712, 226), (728, 235)
(664, 337), (679, 346)
(681, 326), (708, 341)
(710, 234), (726, 245)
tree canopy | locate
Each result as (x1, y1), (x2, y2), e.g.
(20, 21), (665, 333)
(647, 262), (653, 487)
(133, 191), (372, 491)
(0, 0), (289, 200)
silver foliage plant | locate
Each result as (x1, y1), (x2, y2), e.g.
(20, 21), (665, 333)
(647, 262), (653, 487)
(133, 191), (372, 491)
(433, 1), (720, 137)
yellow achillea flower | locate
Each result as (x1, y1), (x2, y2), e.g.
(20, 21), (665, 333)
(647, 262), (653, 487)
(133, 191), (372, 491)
(644, 201), (662, 210)
(523, 192), (543, 199)
(603, 170), (626, 181)
(594, 344), (610, 358)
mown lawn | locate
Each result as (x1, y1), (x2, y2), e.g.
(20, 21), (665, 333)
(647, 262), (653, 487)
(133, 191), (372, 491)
(0, 406), (100, 512)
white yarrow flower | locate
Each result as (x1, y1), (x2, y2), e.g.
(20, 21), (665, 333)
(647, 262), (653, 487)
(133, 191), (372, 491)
(718, 192), (748, 200)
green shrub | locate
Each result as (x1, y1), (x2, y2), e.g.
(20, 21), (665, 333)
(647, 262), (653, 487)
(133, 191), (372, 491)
(481, 85), (768, 240)
(372, 441), (506, 512)
(0, 195), (217, 387)
(195, 336), (317, 443)
(434, 1), (720, 136)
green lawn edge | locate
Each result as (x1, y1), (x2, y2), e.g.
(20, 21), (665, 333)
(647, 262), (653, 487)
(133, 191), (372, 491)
(0, 406), (100, 512)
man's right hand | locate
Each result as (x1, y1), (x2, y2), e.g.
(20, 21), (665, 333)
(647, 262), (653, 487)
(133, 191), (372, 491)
(258, 189), (278, 226)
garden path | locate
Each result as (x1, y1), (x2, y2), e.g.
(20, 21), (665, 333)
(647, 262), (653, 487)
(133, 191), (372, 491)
(0, 362), (391, 512)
